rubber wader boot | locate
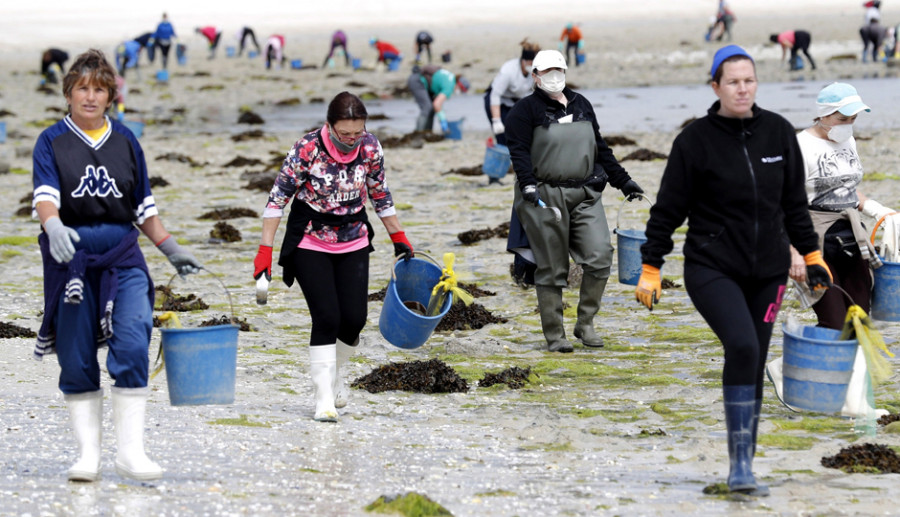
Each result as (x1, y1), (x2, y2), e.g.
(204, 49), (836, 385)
(334, 339), (356, 409)
(536, 285), (572, 353)
(751, 398), (770, 496)
(111, 387), (163, 481)
(573, 272), (608, 348)
(310, 344), (338, 422)
(723, 385), (767, 496)
(65, 390), (103, 481)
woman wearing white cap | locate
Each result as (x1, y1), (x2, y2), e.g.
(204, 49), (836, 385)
(635, 45), (831, 497)
(767, 82), (894, 419)
(505, 49), (644, 353)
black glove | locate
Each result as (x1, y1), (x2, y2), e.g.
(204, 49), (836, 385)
(620, 179), (644, 201)
(521, 184), (541, 207)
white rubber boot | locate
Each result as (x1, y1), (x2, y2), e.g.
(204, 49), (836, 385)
(111, 387), (163, 481)
(841, 348), (889, 419)
(64, 390), (103, 481)
(310, 345), (338, 422)
(334, 340), (356, 409)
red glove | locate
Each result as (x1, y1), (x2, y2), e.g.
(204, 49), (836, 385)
(389, 231), (414, 260)
(254, 244), (273, 280)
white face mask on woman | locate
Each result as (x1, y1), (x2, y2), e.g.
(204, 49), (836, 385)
(537, 70), (566, 94)
(820, 121), (854, 143)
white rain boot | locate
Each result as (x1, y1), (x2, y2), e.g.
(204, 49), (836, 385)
(334, 340), (356, 409)
(111, 387), (163, 481)
(841, 348), (889, 419)
(310, 345), (338, 422)
(64, 390), (103, 481)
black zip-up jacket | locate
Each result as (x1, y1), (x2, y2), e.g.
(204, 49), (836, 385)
(505, 87), (631, 190)
(641, 102), (819, 279)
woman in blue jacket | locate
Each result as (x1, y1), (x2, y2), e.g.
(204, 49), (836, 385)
(635, 45), (831, 496)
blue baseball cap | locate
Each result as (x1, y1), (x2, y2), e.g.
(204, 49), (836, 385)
(710, 44), (753, 79)
(816, 82), (871, 117)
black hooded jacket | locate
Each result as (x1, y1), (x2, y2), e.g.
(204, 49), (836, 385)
(640, 102), (819, 279)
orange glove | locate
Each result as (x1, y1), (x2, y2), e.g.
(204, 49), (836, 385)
(635, 264), (662, 310)
(803, 250), (833, 292)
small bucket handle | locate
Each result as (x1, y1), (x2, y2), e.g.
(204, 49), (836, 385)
(615, 193), (653, 232)
(390, 251), (441, 282)
(869, 211), (900, 246)
(162, 267), (236, 324)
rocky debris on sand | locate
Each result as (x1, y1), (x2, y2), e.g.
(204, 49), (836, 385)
(457, 221), (510, 244)
(435, 302), (507, 331)
(198, 207), (258, 220)
(621, 148), (668, 161)
(155, 286), (209, 312)
(821, 443), (900, 473)
(210, 221), (242, 242)
(199, 315), (253, 332)
(479, 366), (534, 389)
(352, 359), (469, 394)
(0, 321), (36, 338)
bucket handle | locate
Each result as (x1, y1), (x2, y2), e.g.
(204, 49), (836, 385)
(161, 267), (236, 324)
(869, 211), (900, 246)
(390, 251), (441, 282)
(615, 193), (653, 232)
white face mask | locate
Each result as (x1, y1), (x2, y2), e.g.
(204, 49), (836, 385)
(537, 70), (566, 94)
(822, 121), (854, 143)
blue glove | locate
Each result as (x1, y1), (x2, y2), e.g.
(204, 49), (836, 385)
(157, 235), (202, 276)
(439, 118), (450, 133)
(44, 217), (80, 263)
(521, 184), (541, 207)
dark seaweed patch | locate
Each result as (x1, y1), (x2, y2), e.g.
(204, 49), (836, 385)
(0, 321), (36, 338)
(479, 366), (534, 389)
(822, 443), (900, 473)
(352, 359), (469, 394)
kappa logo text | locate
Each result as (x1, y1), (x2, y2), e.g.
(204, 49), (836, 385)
(72, 165), (123, 198)
(761, 155), (784, 164)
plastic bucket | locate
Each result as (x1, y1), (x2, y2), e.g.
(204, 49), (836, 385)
(482, 144), (510, 179)
(614, 195), (652, 285)
(0, 121), (6, 143)
(248, 50), (258, 59)
(352, 57), (361, 69)
(379, 255), (452, 349)
(782, 325), (858, 412)
(291, 59), (303, 69)
(161, 324), (239, 405)
(576, 53), (586, 65)
(225, 46), (236, 58)
(156, 69), (169, 83)
(792, 55), (804, 70)
(872, 259), (900, 321)
(122, 120), (144, 138)
(446, 119), (464, 140)
(387, 58), (401, 71)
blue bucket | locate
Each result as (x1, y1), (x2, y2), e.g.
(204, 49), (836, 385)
(482, 144), (510, 179)
(0, 121), (6, 143)
(156, 69), (169, 83)
(160, 324), (239, 405)
(782, 325), (857, 413)
(352, 57), (361, 69)
(446, 119), (464, 140)
(872, 258), (900, 321)
(576, 53), (586, 65)
(614, 195), (652, 285)
(225, 46), (236, 58)
(792, 55), (804, 70)
(379, 256), (452, 349)
(248, 50), (258, 59)
(122, 120), (144, 138)
(291, 59), (303, 69)
(387, 58), (401, 71)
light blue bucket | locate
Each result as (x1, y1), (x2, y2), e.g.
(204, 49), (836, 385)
(161, 324), (239, 405)
(446, 118), (464, 140)
(248, 50), (258, 59)
(352, 57), (361, 69)
(291, 59), (303, 69)
(387, 58), (401, 71)
(225, 46), (236, 58)
(614, 195), (652, 285)
(156, 69), (169, 83)
(482, 144), (510, 179)
(576, 53), (586, 65)
(379, 255), (452, 349)
(782, 325), (857, 413)
(872, 258), (900, 321)
(122, 120), (144, 138)
(0, 121), (6, 143)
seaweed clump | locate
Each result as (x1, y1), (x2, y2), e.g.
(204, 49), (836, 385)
(379, 131), (444, 149)
(155, 286), (209, 312)
(198, 207), (258, 220)
(352, 359), (468, 394)
(435, 303), (507, 332)
(0, 321), (37, 338)
(621, 148), (668, 161)
(457, 221), (510, 244)
(821, 443), (900, 473)
(441, 165), (482, 177)
(210, 221), (242, 242)
(479, 366), (534, 389)
(199, 315), (253, 332)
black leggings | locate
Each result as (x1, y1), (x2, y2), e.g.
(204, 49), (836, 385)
(684, 262), (786, 399)
(291, 247), (369, 346)
(791, 31), (816, 69)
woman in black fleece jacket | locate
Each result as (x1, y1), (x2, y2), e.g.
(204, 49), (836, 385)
(635, 45), (832, 497)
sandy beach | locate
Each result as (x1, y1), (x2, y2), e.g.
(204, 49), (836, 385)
(3, 2), (900, 516)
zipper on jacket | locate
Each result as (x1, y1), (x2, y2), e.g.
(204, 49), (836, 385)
(739, 122), (759, 274)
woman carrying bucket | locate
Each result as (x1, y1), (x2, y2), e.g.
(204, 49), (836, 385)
(635, 45), (831, 497)
(253, 91), (414, 422)
(32, 49), (202, 482)
(767, 82), (895, 418)
(505, 49), (644, 353)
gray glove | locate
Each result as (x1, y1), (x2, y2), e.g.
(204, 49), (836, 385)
(157, 236), (202, 276)
(44, 217), (80, 263)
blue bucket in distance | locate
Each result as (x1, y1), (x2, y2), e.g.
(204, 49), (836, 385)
(0, 121), (6, 144)
(483, 144), (510, 179)
(387, 58), (401, 71)
(291, 59), (303, 69)
(379, 257), (452, 349)
(156, 69), (169, 83)
(446, 119), (463, 140)
(352, 57), (361, 69)
(122, 120), (144, 138)
(248, 50), (258, 58)
(160, 324), (239, 405)
(872, 258), (900, 321)
(782, 325), (857, 413)
(225, 46), (236, 58)
(576, 53), (586, 65)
